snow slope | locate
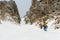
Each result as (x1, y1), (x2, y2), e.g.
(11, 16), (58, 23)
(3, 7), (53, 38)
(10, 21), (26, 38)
(0, 18), (60, 40)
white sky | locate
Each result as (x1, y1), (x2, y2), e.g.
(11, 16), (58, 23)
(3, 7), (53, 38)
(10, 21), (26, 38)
(0, 0), (32, 17)
(15, 0), (32, 17)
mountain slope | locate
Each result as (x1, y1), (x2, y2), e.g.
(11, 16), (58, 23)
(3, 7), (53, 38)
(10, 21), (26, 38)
(0, 18), (60, 40)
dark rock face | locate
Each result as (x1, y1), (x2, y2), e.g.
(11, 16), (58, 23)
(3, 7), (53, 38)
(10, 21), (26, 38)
(0, 0), (21, 24)
(25, 0), (60, 24)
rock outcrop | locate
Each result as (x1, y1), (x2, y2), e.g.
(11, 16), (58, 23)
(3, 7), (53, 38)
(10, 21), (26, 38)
(25, 0), (60, 24)
(0, 0), (21, 24)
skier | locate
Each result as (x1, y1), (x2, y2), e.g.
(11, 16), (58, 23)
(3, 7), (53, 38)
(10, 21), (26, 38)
(39, 22), (43, 29)
(43, 21), (48, 31)
(35, 21), (43, 29)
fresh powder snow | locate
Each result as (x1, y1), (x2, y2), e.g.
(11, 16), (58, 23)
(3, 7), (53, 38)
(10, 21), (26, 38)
(0, 18), (60, 40)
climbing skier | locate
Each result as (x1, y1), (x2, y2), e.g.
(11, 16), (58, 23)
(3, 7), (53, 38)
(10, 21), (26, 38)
(43, 21), (48, 31)
(39, 22), (43, 29)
